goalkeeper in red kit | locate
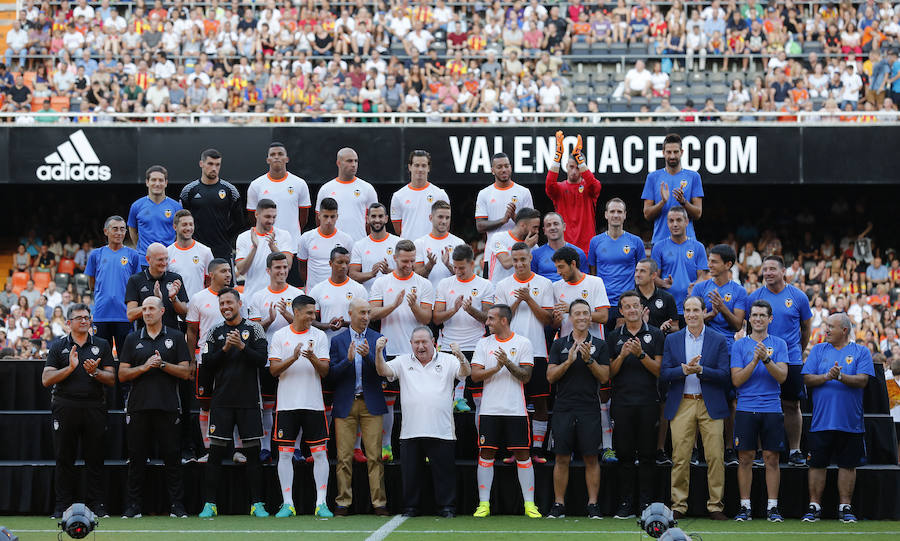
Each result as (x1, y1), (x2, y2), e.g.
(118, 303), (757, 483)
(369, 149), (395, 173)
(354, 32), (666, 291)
(545, 131), (602, 254)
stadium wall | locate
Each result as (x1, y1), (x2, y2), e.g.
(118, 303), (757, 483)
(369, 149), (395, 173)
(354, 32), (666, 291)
(3, 125), (900, 185)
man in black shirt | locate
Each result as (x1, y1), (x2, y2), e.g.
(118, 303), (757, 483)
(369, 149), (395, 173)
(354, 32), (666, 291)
(199, 288), (269, 518)
(607, 290), (665, 519)
(125, 242), (188, 330)
(635, 257), (679, 465)
(41, 303), (115, 519)
(118, 296), (192, 518)
(545, 299), (610, 519)
(179, 149), (243, 260)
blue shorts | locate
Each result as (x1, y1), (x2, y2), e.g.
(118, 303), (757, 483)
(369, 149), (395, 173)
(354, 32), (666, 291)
(807, 430), (867, 469)
(734, 410), (785, 452)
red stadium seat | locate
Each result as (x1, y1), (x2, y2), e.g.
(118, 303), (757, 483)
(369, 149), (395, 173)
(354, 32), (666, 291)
(32, 271), (51, 292)
(11, 271), (28, 295)
(49, 96), (70, 112)
(57, 258), (75, 275)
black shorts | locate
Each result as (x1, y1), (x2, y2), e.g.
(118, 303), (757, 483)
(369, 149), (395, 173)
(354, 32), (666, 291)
(273, 408), (329, 447)
(478, 414), (531, 451)
(657, 379), (669, 403)
(209, 407), (263, 443)
(460, 350), (483, 395)
(259, 366), (278, 400)
(525, 357), (550, 399)
(195, 362), (213, 400)
(551, 410), (602, 456)
(780, 364), (806, 401)
(734, 411), (785, 452)
(807, 430), (867, 469)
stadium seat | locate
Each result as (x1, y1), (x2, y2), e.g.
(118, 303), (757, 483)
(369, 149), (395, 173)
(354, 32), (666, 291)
(572, 41), (590, 54)
(572, 71), (589, 84)
(573, 83), (590, 96)
(805, 41), (824, 53)
(23, 71), (35, 89)
(593, 71), (610, 84)
(688, 72), (707, 84)
(57, 258), (75, 275)
(32, 272), (51, 292)
(671, 71), (686, 83)
(49, 96), (69, 112)
(30, 97), (43, 111)
(708, 72), (727, 84)
(73, 273), (90, 296)
(55, 273), (70, 291)
(10, 271), (28, 295)
(609, 42), (627, 53)
(593, 43), (611, 56)
(594, 84), (611, 97)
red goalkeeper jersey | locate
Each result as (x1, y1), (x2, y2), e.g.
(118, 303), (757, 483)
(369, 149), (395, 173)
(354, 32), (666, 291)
(545, 169), (602, 253)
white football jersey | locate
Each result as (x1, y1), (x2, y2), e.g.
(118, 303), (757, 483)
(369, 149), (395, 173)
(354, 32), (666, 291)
(493, 272), (555, 358)
(552, 274), (610, 339)
(484, 229), (523, 283)
(474, 182), (534, 233)
(166, 240), (214, 297)
(235, 226), (294, 300)
(307, 277), (368, 340)
(350, 233), (400, 291)
(296, 227), (354, 292)
(268, 325), (330, 411)
(370, 271), (435, 357)
(414, 232), (465, 289)
(314, 177), (378, 242)
(246, 172), (312, 247)
(247, 284), (303, 344)
(435, 275), (494, 351)
(472, 332), (533, 416)
(390, 182), (449, 241)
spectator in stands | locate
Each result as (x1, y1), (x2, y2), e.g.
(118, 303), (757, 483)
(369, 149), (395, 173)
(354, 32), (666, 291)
(686, 23), (709, 71)
(20, 279), (40, 308)
(5, 75), (32, 112)
(13, 243), (30, 274)
(623, 60), (652, 103)
(0, 282), (17, 309)
(4, 21), (28, 71)
(801, 313), (875, 523)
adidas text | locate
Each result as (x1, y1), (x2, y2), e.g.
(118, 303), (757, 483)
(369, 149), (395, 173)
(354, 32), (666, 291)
(37, 163), (111, 182)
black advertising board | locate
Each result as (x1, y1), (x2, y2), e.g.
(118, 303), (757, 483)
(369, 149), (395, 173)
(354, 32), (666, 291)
(1, 125), (893, 185)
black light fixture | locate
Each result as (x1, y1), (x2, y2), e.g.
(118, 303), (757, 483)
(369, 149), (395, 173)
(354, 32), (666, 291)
(0, 526), (19, 541)
(659, 528), (692, 541)
(59, 503), (97, 539)
(638, 502), (677, 538)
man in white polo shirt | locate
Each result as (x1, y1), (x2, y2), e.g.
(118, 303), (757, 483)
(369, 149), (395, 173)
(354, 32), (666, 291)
(375, 327), (471, 518)
(297, 197), (354, 291)
(235, 199), (294, 300)
(414, 200), (464, 290)
(350, 203), (400, 291)
(166, 209), (214, 298)
(391, 150), (449, 241)
(314, 148), (378, 242)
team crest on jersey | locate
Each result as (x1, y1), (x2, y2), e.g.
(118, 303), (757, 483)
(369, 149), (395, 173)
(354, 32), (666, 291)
(578, 185), (585, 193)
(209, 424), (216, 434)
(511, 195), (519, 203)
(218, 189), (226, 199)
(845, 355), (854, 365)
(426, 195), (434, 203)
(241, 330), (250, 341)
(655, 298), (664, 309)
(784, 298), (793, 308)
(724, 293), (732, 302)
(494, 241), (502, 250)
(165, 209), (172, 218)
(346, 292), (354, 300)
(680, 180), (688, 189)
(644, 334), (652, 343)
(287, 186), (294, 195)
(471, 289), (478, 297)
(686, 250), (695, 259)
(581, 289), (589, 299)
(623, 245), (631, 255)
(479, 434), (485, 445)
(531, 287), (540, 296)
(386, 247), (394, 255)
(766, 347), (774, 357)
(120, 256), (128, 265)
(165, 338), (174, 350)
(192, 255), (200, 264)
(353, 189), (361, 197)
(202, 342), (209, 354)
(278, 429), (284, 438)
(410, 286), (418, 295)
(510, 348), (517, 357)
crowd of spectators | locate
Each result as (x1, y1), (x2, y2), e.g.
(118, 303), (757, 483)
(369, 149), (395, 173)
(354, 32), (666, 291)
(2, 0), (900, 122)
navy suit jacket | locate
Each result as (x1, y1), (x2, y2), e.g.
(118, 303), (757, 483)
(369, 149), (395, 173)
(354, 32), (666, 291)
(660, 327), (731, 420)
(329, 327), (388, 418)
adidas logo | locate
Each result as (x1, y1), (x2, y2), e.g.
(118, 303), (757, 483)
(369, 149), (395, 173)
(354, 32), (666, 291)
(37, 130), (111, 182)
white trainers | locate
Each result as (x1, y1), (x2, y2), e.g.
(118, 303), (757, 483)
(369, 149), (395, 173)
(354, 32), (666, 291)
(233, 451), (247, 464)
(197, 453), (209, 463)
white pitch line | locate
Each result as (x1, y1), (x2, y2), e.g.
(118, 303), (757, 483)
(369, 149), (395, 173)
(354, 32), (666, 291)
(11, 528), (900, 536)
(365, 514), (408, 541)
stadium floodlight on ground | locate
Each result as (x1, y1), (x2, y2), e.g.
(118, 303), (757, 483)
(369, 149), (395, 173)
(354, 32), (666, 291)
(658, 528), (692, 541)
(638, 502), (677, 538)
(58, 503), (96, 539)
(0, 526), (18, 541)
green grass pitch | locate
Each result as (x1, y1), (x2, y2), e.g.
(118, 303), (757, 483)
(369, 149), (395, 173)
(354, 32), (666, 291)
(2, 515), (899, 541)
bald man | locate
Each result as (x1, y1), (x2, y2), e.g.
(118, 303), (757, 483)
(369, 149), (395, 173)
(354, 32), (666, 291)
(125, 242), (189, 330)
(313, 148), (379, 242)
(801, 313), (875, 524)
(328, 298), (389, 515)
(118, 295), (192, 518)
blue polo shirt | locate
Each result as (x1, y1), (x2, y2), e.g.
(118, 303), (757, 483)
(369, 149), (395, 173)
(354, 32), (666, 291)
(801, 342), (875, 433)
(641, 168), (704, 245)
(692, 278), (748, 349)
(731, 334), (788, 413)
(84, 245), (142, 322)
(650, 237), (708, 314)
(746, 284), (811, 365)
(587, 231), (645, 305)
(127, 196), (182, 259)
(531, 243), (587, 282)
